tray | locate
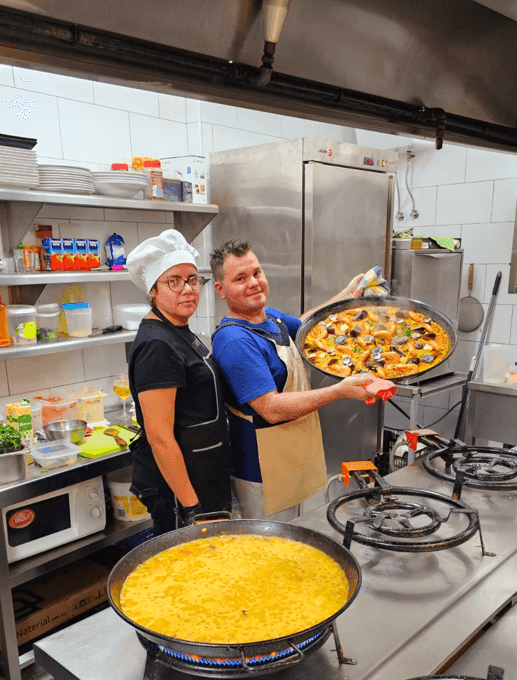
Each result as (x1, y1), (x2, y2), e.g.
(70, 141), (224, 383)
(77, 425), (136, 458)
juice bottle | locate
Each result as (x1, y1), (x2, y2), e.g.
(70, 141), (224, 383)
(0, 296), (11, 347)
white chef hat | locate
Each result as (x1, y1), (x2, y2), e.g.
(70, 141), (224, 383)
(126, 229), (200, 293)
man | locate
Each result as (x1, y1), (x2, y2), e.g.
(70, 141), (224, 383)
(210, 238), (379, 521)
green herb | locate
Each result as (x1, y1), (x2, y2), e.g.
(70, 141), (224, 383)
(403, 329), (411, 337)
(0, 423), (23, 452)
(353, 346), (362, 354)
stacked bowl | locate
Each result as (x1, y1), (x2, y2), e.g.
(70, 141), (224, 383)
(91, 171), (148, 198)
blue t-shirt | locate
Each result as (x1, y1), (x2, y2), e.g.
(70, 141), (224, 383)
(212, 307), (301, 482)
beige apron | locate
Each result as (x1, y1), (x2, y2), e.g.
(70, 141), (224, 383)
(228, 335), (327, 515)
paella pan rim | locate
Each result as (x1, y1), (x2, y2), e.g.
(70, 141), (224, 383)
(107, 519), (362, 658)
(295, 295), (458, 383)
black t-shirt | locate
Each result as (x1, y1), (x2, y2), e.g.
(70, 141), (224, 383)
(128, 318), (220, 489)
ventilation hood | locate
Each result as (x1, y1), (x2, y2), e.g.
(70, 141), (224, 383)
(1, 0), (517, 151)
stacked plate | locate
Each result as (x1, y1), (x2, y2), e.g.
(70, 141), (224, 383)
(37, 165), (94, 194)
(91, 170), (148, 198)
(0, 146), (39, 189)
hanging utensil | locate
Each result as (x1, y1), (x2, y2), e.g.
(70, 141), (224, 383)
(454, 271), (501, 439)
(458, 264), (484, 333)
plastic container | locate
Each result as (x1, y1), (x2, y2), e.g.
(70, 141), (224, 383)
(0, 296), (11, 347)
(33, 395), (78, 427)
(36, 303), (60, 343)
(62, 302), (92, 337)
(507, 362), (517, 386)
(106, 467), (151, 522)
(76, 388), (105, 423)
(142, 160), (163, 200)
(482, 343), (509, 383)
(30, 440), (79, 470)
(13, 248), (37, 273)
(6, 305), (37, 345)
(114, 303), (150, 330)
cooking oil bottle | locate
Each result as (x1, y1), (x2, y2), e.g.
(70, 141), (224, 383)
(0, 296), (11, 347)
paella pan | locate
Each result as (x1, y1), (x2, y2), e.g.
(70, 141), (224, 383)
(296, 295), (457, 382)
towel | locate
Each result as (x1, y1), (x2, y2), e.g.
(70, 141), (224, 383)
(364, 378), (398, 405)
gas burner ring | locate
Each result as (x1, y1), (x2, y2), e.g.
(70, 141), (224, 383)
(424, 446), (517, 490)
(327, 486), (480, 553)
(363, 498), (442, 538)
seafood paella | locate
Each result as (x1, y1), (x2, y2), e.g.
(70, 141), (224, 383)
(119, 534), (349, 644)
(302, 304), (450, 380)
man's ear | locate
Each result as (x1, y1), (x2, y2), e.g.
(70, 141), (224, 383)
(214, 281), (226, 300)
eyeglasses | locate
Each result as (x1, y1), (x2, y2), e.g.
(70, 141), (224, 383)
(158, 274), (207, 293)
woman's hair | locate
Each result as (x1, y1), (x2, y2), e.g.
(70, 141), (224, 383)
(209, 239), (253, 282)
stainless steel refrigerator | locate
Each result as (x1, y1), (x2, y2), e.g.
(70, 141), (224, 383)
(210, 138), (397, 474)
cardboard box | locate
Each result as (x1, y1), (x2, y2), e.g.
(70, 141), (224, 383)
(160, 155), (208, 204)
(10, 558), (109, 647)
(41, 238), (64, 271)
(5, 401), (33, 447)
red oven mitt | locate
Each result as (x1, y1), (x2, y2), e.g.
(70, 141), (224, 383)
(364, 378), (397, 405)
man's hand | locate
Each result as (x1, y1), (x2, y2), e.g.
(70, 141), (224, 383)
(335, 374), (380, 402)
(339, 273), (364, 300)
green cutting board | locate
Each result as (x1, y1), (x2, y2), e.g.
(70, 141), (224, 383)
(78, 426), (137, 458)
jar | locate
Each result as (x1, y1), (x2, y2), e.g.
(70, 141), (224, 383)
(142, 160), (163, 200)
(62, 302), (92, 337)
(36, 303), (60, 343)
(6, 305), (37, 345)
(507, 362), (517, 386)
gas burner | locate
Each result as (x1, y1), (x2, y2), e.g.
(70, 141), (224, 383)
(327, 463), (489, 554)
(423, 445), (517, 490)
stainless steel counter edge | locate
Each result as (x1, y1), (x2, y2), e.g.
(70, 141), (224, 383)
(468, 379), (517, 396)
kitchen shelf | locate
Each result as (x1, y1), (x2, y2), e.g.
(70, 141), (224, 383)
(0, 269), (131, 285)
(0, 329), (137, 360)
(8, 516), (153, 588)
(0, 187), (219, 249)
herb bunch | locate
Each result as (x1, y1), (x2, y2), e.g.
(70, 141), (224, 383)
(0, 423), (23, 453)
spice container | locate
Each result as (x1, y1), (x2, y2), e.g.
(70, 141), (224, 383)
(36, 303), (61, 343)
(142, 160), (163, 200)
(6, 305), (37, 345)
(0, 296), (11, 347)
(62, 303), (92, 337)
(507, 362), (517, 386)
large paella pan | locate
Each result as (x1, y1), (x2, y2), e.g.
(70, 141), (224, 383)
(296, 295), (457, 382)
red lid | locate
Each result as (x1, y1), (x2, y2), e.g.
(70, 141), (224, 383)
(111, 163), (129, 170)
(143, 160), (161, 168)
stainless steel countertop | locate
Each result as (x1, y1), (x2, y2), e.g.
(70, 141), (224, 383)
(33, 462), (517, 680)
(468, 379), (517, 396)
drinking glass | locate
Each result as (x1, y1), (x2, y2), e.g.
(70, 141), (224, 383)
(113, 373), (131, 422)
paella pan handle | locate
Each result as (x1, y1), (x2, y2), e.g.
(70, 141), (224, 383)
(239, 641), (305, 671)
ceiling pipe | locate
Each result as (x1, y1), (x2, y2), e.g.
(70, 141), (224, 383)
(2, 6), (517, 150)
(249, 0), (292, 87)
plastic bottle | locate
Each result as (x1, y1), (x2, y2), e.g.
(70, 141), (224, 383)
(0, 296), (11, 348)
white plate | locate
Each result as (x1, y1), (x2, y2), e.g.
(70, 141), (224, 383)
(32, 187), (94, 194)
(39, 164), (91, 172)
(91, 179), (147, 186)
(39, 172), (92, 179)
(0, 150), (37, 159)
(39, 176), (93, 183)
(93, 183), (144, 198)
(0, 178), (40, 188)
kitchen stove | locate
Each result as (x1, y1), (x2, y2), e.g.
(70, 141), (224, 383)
(404, 667), (504, 680)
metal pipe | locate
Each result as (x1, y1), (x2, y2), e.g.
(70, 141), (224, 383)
(3, 6), (517, 149)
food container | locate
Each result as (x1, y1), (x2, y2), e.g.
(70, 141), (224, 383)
(76, 388), (105, 423)
(482, 343), (509, 383)
(42, 419), (87, 444)
(0, 450), (26, 484)
(33, 395), (78, 427)
(13, 248), (37, 273)
(6, 305), (37, 345)
(106, 467), (150, 522)
(36, 303), (60, 343)
(62, 302), (92, 337)
(113, 303), (150, 330)
(30, 440), (79, 470)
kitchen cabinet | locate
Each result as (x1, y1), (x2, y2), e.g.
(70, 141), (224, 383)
(0, 446), (153, 680)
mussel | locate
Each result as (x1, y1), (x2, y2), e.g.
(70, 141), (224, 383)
(326, 326), (336, 335)
(353, 310), (369, 321)
(412, 327), (427, 334)
(392, 336), (408, 345)
(411, 332), (422, 340)
(420, 354), (435, 363)
(395, 310), (408, 320)
(423, 317), (432, 324)
(342, 357), (354, 368)
(334, 334), (348, 345)
(390, 345), (405, 357)
(363, 335), (375, 345)
(408, 357), (420, 365)
(414, 341), (425, 350)
(349, 325), (362, 338)
(424, 332), (436, 339)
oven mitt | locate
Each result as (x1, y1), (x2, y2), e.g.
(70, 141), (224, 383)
(357, 266), (390, 297)
(364, 378), (397, 404)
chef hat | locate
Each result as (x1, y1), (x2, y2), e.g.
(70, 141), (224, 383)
(127, 229), (199, 293)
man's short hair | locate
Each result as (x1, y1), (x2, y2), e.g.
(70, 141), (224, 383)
(209, 238), (253, 282)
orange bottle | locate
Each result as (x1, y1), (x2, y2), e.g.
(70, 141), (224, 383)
(0, 296), (11, 347)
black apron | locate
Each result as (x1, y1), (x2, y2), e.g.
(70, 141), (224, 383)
(130, 308), (231, 515)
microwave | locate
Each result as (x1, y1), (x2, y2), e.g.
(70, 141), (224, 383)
(2, 477), (106, 563)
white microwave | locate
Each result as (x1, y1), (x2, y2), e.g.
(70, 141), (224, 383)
(2, 477), (106, 563)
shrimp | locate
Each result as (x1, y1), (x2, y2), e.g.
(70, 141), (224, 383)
(383, 351), (401, 364)
(406, 339), (419, 358)
(372, 330), (392, 342)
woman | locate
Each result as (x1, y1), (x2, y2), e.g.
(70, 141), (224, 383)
(126, 229), (232, 535)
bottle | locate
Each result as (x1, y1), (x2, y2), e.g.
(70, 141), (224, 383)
(0, 296), (11, 347)
(507, 362), (517, 386)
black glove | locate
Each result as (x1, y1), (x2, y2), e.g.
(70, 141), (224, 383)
(180, 502), (203, 526)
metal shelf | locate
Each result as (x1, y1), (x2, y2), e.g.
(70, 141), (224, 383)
(0, 269), (131, 285)
(0, 188), (219, 249)
(0, 329), (136, 360)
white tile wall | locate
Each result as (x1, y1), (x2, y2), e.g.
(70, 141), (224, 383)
(0, 64), (13, 87)
(436, 182), (494, 225)
(461, 222), (513, 264)
(492, 178), (517, 223)
(14, 66), (94, 103)
(397, 186), (437, 227)
(93, 82), (159, 116)
(466, 147), (517, 183)
(129, 112), (188, 159)
(158, 93), (187, 123)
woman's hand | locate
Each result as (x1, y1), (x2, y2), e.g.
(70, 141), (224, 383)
(339, 273), (364, 300)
